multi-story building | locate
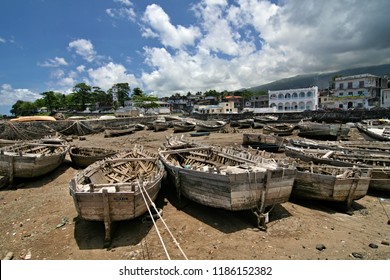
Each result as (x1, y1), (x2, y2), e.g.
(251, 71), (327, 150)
(193, 101), (238, 114)
(268, 86), (318, 112)
(333, 74), (387, 109)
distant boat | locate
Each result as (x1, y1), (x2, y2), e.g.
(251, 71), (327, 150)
(104, 126), (135, 137)
(10, 116), (57, 122)
(195, 120), (227, 132)
(297, 121), (350, 140)
(242, 133), (288, 153)
(173, 120), (196, 133)
(190, 131), (210, 137)
(263, 123), (295, 136)
(69, 146), (117, 168)
(69, 145), (165, 244)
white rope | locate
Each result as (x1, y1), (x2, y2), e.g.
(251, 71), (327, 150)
(137, 179), (171, 260)
(139, 179), (188, 260)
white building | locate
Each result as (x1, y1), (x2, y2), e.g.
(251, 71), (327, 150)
(193, 101), (238, 114)
(333, 74), (387, 109)
(268, 86), (318, 112)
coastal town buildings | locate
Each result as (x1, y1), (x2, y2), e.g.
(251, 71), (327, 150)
(268, 86), (319, 112)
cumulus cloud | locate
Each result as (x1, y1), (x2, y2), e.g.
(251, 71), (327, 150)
(68, 39), (97, 62)
(142, 4), (201, 49)
(139, 0), (390, 96)
(38, 57), (68, 67)
(0, 84), (41, 105)
(106, 0), (136, 22)
(87, 62), (138, 90)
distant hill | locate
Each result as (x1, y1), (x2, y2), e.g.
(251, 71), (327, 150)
(247, 63), (390, 92)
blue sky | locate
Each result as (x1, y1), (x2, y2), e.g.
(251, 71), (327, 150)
(1, 0), (390, 115)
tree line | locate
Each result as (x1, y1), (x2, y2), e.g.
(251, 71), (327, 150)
(10, 81), (267, 116)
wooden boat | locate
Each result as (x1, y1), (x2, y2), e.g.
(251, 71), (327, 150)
(297, 121), (350, 140)
(355, 122), (390, 141)
(69, 146), (117, 168)
(104, 126), (135, 137)
(242, 133), (288, 153)
(262, 123), (295, 136)
(195, 120), (227, 132)
(252, 121), (265, 129)
(289, 160), (371, 211)
(0, 137), (70, 183)
(69, 145), (166, 244)
(163, 135), (197, 150)
(173, 120), (196, 133)
(154, 120), (169, 132)
(190, 131), (210, 137)
(237, 118), (254, 129)
(284, 145), (390, 193)
(159, 146), (297, 229)
(289, 138), (390, 152)
(10, 116), (57, 122)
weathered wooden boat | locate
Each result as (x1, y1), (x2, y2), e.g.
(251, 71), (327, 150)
(163, 135), (197, 150)
(69, 145), (166, 244)
(252, 121), (265, 129)
(159, 146), (297, 229)
(242, 133), (288, 153)
(104, 126), (135, 137)
(237, 118), (254, 129)
(173, 120), (196, 133)
(262, 123), (295, 136)
(190, 131), (210, 137)
(355, 122), (390, 141)
(290, 160), (371, 211)
(69, 146), (117, 168)
(154, 120), (169, 132)
(284, 145), (390, 193)
(289, 138), (390, 152)
(0, 137), (70, 183)
(195, 120), (227, 132)
(297, 121), (351, 140)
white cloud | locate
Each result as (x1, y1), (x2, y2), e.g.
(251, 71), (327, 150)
(106, 0), (136, 22)
(142, 4), (201, 49)
(68, 39), (97, 62)
(139, 0), (390, 97)
(0, 84), (41, 105)
(38, 57), (68, 67)
(87, 62), (138, 90)
(0, 37), (6, 43)
(76, 65), (86, 72)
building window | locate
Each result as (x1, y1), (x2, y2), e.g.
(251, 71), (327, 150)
(307, 91), (313, 98)
(359, 81), (364, 87)
(299, 92), (305, 98)
(348, 82), (353, 89)
(358, 91), (364, 96)
(348, 92), (353, 96)
(339, 83), (344, 89)
(278, 93), (284, 99)
(339, 92), (344, 96)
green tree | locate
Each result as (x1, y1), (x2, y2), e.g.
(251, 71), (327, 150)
(11, 100), (38, 116)
(131, 88), (159, 114)
(72, 83), (92, 111)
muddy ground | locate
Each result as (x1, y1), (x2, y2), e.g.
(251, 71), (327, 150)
(0, 126), (389, 260)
